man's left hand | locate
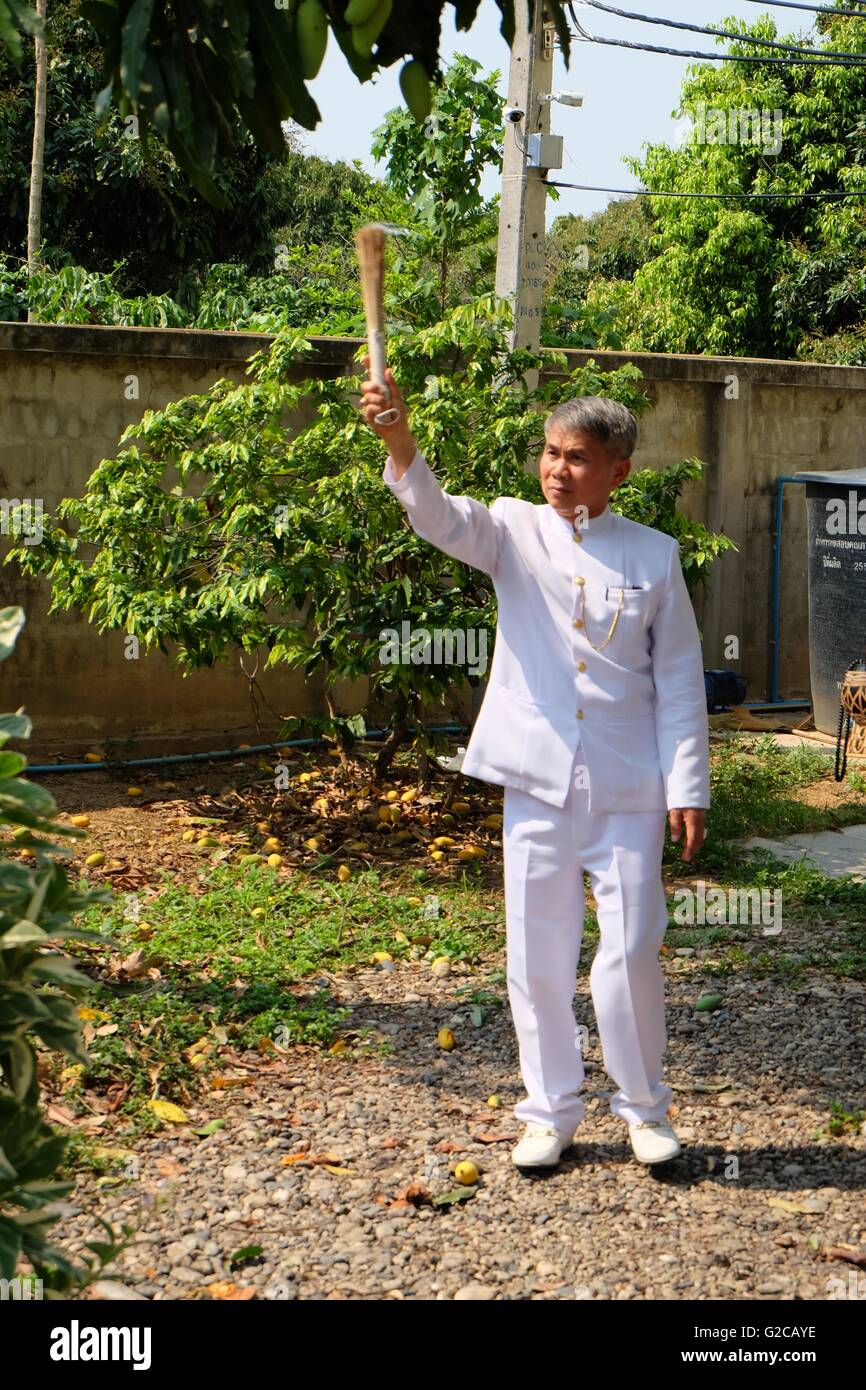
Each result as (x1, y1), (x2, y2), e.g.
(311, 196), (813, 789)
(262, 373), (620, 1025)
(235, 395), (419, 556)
(668, 808), (707, 861)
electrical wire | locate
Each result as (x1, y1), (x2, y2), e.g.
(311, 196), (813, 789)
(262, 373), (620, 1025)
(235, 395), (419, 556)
(546, 179), (866, 198)
(739, 0), (866, 16)
(575, 0), (866, 61)
(569, 24), (866, 63)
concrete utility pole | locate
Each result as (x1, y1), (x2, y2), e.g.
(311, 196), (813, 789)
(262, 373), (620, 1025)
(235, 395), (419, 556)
(495, 0), (557, 362)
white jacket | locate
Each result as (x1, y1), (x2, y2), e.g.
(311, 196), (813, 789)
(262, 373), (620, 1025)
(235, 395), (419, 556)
(382, 448), (710, 813)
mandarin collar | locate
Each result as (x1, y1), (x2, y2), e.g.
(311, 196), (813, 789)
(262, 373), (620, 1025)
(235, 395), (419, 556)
(547, 502), (616, 538)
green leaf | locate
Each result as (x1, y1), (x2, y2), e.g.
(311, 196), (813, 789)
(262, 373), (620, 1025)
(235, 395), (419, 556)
(0, 751), (27, 778)
(190, 1118), (226, 1137)
(120, 0), (156, 105)
(0, 1215), (23, 1281)
(0, 920), (48, 949)
(0, 711), (32, 743)
(432, 1184), (478, 1206)
(0, 607), (25, 661)
(249, 0), (321, 129)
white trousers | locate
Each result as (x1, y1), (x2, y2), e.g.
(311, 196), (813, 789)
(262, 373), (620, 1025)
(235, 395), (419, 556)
(502, 742), (672, 1132)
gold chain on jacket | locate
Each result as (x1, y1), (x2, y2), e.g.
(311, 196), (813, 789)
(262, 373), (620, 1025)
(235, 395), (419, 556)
(578, 583), (625, 651)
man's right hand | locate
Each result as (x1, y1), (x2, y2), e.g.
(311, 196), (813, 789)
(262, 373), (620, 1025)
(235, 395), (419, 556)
(360, 361), (417, 472)
(360, 362), (408, 436)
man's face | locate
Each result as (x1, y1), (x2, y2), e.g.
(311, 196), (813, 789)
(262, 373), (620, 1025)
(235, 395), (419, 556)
(539, 425), (632, 522)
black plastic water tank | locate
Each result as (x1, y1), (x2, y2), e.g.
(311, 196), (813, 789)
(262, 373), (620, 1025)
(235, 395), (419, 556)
(792, 468), (866, 734)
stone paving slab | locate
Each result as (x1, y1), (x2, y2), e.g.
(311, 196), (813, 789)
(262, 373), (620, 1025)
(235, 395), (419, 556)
(741, 826), (866, 880)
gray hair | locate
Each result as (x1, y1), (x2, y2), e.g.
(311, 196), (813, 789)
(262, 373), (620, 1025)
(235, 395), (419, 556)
(545, 397), (638, 460)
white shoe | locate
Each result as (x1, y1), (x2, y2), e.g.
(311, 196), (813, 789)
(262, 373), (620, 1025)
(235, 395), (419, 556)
(628, 1119), (681, 1164)
(511, 1122), (575, 1169)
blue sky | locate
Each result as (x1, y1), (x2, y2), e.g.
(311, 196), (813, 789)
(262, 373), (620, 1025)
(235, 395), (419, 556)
(296, 1), (837, 223)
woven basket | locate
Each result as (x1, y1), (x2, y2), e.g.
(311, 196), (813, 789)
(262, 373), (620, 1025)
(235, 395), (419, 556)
(841, 669), (866, 754)
(841, 669), (866, 725)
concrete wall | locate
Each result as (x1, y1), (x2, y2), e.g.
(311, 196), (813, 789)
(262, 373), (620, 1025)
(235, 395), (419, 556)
(2, 321), (865, 755)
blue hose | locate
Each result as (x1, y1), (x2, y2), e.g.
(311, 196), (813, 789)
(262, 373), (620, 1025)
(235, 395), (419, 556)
(25, 725), (470, 776)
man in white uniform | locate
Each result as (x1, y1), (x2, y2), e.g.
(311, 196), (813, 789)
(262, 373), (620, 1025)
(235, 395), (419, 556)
(360, 368), (710, 1170)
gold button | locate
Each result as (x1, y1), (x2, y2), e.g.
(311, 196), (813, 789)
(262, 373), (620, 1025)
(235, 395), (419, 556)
(577, 710), (584, 720)
(577, 661), (586, 672)
(574, 576), (585, 586)
(573, 619), (584, 630)
(573, 532), (583, 543)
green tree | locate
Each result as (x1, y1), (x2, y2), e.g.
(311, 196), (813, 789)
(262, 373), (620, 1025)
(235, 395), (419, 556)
(0, 1), (315, 295)
(0, 1), (573, 204)
(543, 197), (654, 348)
(618, 7), (866, 362)
(371, 52), (503, 316)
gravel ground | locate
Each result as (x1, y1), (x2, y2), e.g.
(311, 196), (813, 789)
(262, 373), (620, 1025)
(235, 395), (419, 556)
(51, 935), (866, 1302)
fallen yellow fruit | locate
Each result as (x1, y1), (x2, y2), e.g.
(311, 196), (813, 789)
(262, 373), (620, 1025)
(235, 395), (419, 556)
(457, 845), (486, 861)
(83, 753), (101, 763)
(303, 837), (323, 851)
(385, 789), (400, 802)
(263, 837), (281, 852)
(337, 864), (351, 883)
(182, 829), (197, 842)
(400, 788), (418, 803)
(127, 787), (143, 798)
(371, 951), (393, 963)
(85, 851), (106, 868)
(267, 853), (283, 869)
(482, 814), (504, 830)
(406, 896), (422, 906)
(487, 1094), (501, 1108)
(429, 850), (445, 863)
(452, 801), (471, 814)
(69, 814), (90, 828)
(256, 820), (272, 833)
(437, 1027), (455, 1051)
(454, 1160), (479, 1185)
(250, 907), (267, 919)
(432, 836), (455, 848)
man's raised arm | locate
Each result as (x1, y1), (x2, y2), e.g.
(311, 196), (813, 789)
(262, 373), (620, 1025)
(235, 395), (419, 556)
(360, 364), (506, 580)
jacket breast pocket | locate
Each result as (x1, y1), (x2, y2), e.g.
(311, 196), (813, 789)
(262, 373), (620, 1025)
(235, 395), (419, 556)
(601, 583), (654, 642)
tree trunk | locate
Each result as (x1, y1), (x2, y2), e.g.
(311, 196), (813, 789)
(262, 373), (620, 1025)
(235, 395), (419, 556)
(27, 0), (48, 314)
(374, 720), (407, 781)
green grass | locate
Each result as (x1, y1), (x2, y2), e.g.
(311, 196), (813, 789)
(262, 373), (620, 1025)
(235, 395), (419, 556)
(665, 736), (866, 876)
(60, 863), (504, 1114)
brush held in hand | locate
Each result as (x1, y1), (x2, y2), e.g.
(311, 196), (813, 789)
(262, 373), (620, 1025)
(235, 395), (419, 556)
(356, 224), (401, 427)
